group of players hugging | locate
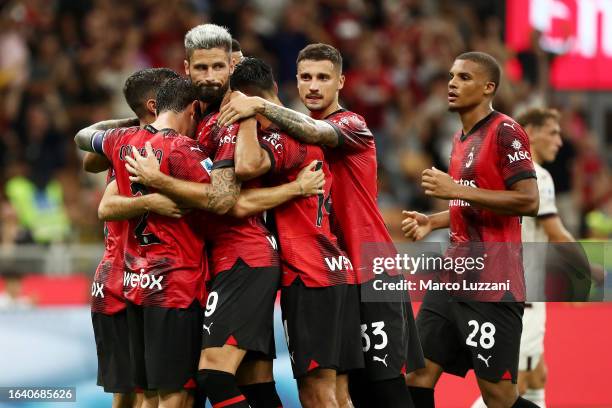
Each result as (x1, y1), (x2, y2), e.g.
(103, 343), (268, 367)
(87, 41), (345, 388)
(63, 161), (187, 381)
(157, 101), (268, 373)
(76, 22), (571, 408)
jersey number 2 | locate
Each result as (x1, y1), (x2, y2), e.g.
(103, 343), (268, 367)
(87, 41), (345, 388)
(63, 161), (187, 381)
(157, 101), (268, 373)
(131, 182), (161, 246)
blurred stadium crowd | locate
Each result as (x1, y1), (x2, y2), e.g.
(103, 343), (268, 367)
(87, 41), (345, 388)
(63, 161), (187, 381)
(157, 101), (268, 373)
(0, 0), (610, 250)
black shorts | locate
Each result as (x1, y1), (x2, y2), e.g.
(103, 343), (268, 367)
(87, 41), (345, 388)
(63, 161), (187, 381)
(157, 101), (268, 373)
(202, 260), (280, 358)
(358, 274), (425, 380)
(281, 279), (364, 378)
(92, 309), (133, 393)
(126, 300), (202, 391)
(417, 289), (524, 383)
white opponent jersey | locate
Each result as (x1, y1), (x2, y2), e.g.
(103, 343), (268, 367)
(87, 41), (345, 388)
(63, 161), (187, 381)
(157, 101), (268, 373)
(522, 163), (557, 299)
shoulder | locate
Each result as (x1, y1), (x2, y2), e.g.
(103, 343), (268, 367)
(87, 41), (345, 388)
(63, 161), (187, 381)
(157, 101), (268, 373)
(327, 110), (371, 132)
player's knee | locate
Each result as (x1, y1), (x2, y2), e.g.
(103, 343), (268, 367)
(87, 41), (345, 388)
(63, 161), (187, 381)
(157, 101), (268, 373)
(199, 346), (243, 373)
(298, 371), (338, 408)
(481, 386), (518, 408)
(112, 393), (135, 408)
(405, 367), (437, 388)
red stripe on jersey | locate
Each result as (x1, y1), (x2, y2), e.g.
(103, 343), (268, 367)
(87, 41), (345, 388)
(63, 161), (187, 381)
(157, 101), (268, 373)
(213, 395), (246, 408)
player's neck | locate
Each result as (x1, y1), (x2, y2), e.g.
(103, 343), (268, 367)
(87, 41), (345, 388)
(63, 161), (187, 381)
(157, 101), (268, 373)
(311, 100), (341, 120)
(460, 103), (493, 135)
(152, 112), (185, 135)
(532, 151), (543, 166)
(259, 94), (283, 130)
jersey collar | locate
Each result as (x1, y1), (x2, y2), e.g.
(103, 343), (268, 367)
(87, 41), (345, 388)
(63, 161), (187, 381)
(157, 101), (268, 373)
(460, 111), (497, 142)
(323, 108), (347, 120)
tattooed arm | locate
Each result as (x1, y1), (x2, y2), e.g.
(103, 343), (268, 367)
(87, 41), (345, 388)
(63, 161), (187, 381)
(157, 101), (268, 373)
(125, 144), (240, 214)
(217, 93), (339, 147)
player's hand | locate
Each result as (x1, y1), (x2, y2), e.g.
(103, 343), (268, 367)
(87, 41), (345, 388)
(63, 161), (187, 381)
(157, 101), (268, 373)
(125, 142), (162, 187)
(146, 194), (185, 218)
(217, 92), (263, 126)
(421, 167), (460, 200)
(296, 160), (325, 196)
(401, 210), (432, 241)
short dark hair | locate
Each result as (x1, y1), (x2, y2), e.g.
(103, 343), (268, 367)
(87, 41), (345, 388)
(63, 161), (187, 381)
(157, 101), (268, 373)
(231, 38), (241, 52)
(455, 51), (501, 93)
(123, 68), (180, 119)
(230, 57), (275, 97)
(516, 107), (561, 128)
(297, 43), (343, 72)
(155, 77), (199, 114)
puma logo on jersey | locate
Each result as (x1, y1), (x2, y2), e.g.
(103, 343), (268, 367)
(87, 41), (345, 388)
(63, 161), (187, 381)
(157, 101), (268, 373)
(477, 354), (492, 368)
(373, 354), (388, 367)
(503, 122), (517, 131)
(465, 147), (475, 168)
(91, 282), (104, 298)
(203, 322), (213, 335)
(190, 146), (202, 152)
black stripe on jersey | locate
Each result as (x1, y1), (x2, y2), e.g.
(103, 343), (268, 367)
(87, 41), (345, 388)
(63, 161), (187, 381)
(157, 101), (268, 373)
(504, 169), (536, 188)
(324, 119), (345, 147)
(260, 142), (276, 172)
(211, 159), (235, 170)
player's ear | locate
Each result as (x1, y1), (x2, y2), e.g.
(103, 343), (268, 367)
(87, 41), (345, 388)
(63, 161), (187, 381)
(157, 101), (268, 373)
(273, 81), (279, 95)
(484, 81), (496, 96)
(146, 99), (156, 116)
(184, 59), (190, 76)
(338, 73), (345, 90)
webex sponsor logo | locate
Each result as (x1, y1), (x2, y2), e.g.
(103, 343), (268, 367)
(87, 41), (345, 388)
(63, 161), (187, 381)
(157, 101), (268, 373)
(123, 269), (164, 291)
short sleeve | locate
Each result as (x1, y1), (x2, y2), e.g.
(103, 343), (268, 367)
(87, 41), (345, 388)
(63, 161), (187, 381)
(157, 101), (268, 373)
(211, 123), (238, 170)
(536, 168), (557, 217)
(92, 128), (118, 157)
(168, 138), (212, 183)
(325, 112), (373, 152)
(496, 121), (536, 188)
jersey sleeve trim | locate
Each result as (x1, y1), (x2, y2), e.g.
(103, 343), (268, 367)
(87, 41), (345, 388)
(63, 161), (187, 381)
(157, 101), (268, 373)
(324, 120), (344, 147)
(260, 142), (276, 173)
(537, 213), (557, 219)
(211, 159), (234, 170)
(504, 170), (536, 188)
(92, 130), (106, 155)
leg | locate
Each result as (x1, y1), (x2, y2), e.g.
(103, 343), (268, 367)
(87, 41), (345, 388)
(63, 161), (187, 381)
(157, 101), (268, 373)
(298, 368), (338, 408)
(523, 357), (546, 407)
(335, 373), (352, 408)
(112, 393), (136, 408)
(197, 345), (250, 408)
(141, 391), (159, 408)
(237, 358), (283, 407)
(182, 392), (194, 408)
(158, 390), (188, 408)
(133, 392), (144, 408)
(477, 377), (518, 408)
(405, 358), (444, 389)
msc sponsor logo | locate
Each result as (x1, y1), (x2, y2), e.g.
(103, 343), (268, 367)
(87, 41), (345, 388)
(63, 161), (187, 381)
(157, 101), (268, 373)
(123, 270), (164, 291)
(324, 256), (354, 271)
(262, 132), (283, 152)
(218, 134), (236, 146)
(507, 150), (531, 164)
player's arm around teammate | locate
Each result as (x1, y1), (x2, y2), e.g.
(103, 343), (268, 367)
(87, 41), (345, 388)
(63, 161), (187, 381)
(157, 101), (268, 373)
(228, 160), (324, 218)
(126, 141), (240, 215)
(97, 180), (185, 221)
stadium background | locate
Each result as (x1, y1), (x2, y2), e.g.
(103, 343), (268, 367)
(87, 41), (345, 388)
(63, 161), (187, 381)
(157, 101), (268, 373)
(0, 0), (610, 407)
